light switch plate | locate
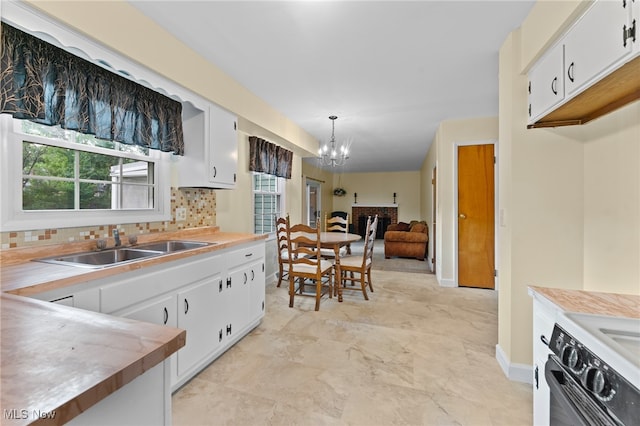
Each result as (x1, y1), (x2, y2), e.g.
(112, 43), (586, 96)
(176, 207), (187, 221)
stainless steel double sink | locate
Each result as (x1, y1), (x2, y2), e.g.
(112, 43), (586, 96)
(34, 240), (215, 269)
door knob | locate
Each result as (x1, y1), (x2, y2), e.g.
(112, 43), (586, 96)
(459, 213), (467, 219)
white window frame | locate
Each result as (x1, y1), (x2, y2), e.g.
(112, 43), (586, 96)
(252, 173), (286, 236)
(0, 114), (171, 231)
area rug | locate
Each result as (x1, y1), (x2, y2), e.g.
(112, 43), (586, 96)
(348, 240), (432, 274)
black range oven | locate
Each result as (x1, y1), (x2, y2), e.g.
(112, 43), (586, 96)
(545, 324), (639, 426)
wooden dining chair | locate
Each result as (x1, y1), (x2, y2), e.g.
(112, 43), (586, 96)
(275, 216), (290, 288)
(338, 215), (378, 300)
(321, 212), (350, 258)
(285, 217), (334, 311)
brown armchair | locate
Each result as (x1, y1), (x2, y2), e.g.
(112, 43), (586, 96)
(384, 221), (429, 260)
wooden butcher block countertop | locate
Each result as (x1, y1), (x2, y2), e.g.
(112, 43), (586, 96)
(1, 226), (266, 296)
(0, 293), (186, 425)
(0, 227), (265, 425)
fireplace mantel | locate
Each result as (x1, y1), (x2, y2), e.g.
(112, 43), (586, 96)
(351, 205), (398, 238)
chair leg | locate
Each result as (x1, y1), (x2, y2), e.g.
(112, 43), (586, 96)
(277, 263), (283, 287)
(358, 270), (369, 300)
(315, 279), (322, 311)
(367, 267), (374, 292)
(288, 277), (295, 308)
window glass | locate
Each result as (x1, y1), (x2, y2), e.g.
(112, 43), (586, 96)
(23, 143), (74, 178)
(19, 123), (155, 212)
(253, 173), (284, 234)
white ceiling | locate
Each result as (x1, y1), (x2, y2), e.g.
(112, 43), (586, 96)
(129, 1), (535, 173)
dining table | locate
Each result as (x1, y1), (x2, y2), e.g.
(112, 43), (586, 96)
(317, 232), (362, 302)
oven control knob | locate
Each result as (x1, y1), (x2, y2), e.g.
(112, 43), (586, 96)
(583, 367), (615, 401)
(560, 345), (584, 373)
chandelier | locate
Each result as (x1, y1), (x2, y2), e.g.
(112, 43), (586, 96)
(318, 115), (349, 167)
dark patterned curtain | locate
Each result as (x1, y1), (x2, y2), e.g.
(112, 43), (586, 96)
(0, 23), (184, 155)
(249, 136), (293, 179)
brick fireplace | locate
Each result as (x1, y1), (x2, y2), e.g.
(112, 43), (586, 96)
(351, 204), (398, 239)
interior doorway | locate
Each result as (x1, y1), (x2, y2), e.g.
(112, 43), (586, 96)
(306, 179), (321, 228)
(456, 143), (495, 289)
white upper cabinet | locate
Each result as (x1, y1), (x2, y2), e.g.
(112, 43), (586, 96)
(564, 0), (633, 97)
(208, 104), (238, 187)
(178, 101), (238, 189)
(528, 43), (565, 123)
(527, 0), (639, 128)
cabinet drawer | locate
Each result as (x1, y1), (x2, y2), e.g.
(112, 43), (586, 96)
(226, 243), (265, 268)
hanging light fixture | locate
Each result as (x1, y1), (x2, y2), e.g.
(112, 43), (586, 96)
(318, 115), (349, 167)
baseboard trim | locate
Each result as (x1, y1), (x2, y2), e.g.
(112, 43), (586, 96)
(495, 344), (533, 384)
(438, 278), (456, 288)
(266, 273), (278, 286)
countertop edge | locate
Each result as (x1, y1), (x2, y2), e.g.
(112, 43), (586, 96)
(2, 230), (267, 296)
(528, 285), (640, 319)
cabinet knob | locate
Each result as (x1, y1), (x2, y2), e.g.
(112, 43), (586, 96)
(459, 213), (467, 219)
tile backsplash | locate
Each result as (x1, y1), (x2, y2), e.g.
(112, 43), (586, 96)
(0, 188), (216, 249)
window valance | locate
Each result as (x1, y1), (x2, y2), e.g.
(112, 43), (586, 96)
(0, 23), (184, 155)
(249, 136), (293, 179)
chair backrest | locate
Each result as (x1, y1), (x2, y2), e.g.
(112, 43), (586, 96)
(363, 215), (379, 265)
(325, 213), (348, 233)
(276, 216), (289, 260)
(286, 217), (323, 274)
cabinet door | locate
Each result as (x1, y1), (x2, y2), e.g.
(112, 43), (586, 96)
(119, 294), (177, 328)
(564, 0), (633, 97)
(224, 266), (250, 339)
(209, 104), (237, 187)
(176, 277), (220, 378)
(248, 259), (266, 324)
(528, 42), (564, 123)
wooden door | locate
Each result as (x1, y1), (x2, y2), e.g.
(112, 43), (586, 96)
(457, 144), (495, 289)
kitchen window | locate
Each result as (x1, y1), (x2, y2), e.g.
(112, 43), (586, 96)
(0, 115), (171, 231)
(253, 173), (285, 235)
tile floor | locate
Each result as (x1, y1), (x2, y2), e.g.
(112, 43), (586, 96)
(172, 267), (532, 425)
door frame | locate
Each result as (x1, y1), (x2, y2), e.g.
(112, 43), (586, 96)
(305, 178), (322, 228)
(453, 140), (499, 290)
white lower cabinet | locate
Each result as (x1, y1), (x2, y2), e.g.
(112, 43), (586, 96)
(218, 243), (266, 346)
(175, 277), (221, 378)
(31, 240), (266, 392)
(248, 259), (266, 323)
